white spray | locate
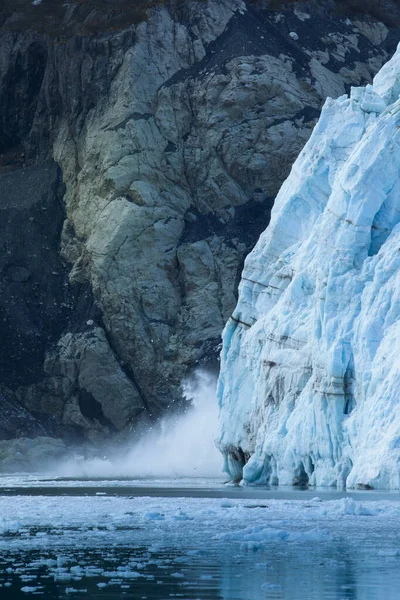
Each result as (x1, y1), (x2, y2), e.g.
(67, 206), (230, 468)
(58, 370), (223, 479)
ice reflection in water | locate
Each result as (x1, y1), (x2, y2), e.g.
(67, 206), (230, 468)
(0, 541), (400, 600)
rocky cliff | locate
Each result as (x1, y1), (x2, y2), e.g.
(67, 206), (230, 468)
(0, 0), (398, 446)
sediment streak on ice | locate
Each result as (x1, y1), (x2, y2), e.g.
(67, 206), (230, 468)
(218, 43), (400, 489)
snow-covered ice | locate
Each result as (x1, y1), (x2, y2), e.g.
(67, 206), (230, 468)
(218, 42), (400, 490)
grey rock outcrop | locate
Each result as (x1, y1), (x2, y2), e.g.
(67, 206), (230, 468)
(19, 327), (146, 442)
(0, 0), (398, 442)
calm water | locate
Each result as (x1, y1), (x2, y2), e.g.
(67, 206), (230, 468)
(0, 477), (400, 600)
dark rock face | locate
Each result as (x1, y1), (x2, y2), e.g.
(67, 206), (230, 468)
(0, 40), (47, 156)
(0, 386), (45, 440)
(0, 386), (74, 442)
(0, 0), (398, 444)
(0, 162), (71, 387)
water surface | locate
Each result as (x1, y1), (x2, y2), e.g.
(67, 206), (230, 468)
(0, 476), (399, 599)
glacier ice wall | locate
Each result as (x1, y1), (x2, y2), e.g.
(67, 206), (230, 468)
(218, 44), (400, 490)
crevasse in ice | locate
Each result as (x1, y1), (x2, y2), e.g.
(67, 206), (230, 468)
(217, 44), (400, 490)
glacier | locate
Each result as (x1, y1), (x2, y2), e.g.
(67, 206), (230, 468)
(218, 44), (400, 490)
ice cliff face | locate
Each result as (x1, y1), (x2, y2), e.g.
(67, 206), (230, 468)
(0, 0), (398, 443)
(218, 44), (400, 490)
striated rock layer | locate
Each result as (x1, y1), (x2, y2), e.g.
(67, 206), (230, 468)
(0, 0), (398, 442)
(218, 44), (400, 490)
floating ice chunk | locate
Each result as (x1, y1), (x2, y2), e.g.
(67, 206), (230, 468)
(144, 512), (164, 521)
(0, 518), (21, 534)
(255, 562), (272, 569)
(261, 582), (282, 590)
(334, 498), (380, 516)
(53, 571), (72, 582)
(103, 570), (141, 579)
(249, 525), (329, 544)
(171, 510), (193, 521)
(56, 556), (71, 567)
